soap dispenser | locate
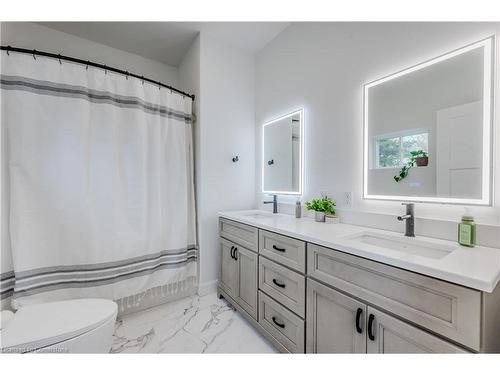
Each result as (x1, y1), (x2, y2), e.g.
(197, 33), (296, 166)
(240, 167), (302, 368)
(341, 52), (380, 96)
(295, 200), (302, 218)
(458, 208), (476, 248)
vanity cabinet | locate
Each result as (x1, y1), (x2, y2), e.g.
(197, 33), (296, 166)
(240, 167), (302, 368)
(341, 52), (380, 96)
(219, 230), (258, 320)
(366, 307), (466, 353)
(218, 215), (500, 354)
(306, 278), (466, 353)
(307, 243), (481, 350)
(219, 238), (238, 298)
(259, 229), (306, 273)
(306, 278), (367, 353)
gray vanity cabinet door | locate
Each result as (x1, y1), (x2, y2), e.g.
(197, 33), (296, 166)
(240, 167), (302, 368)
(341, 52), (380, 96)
(235, 246), (258, 320)
(366, 307), (467, 353)
(219, 238), (238, 299)
(306, 278), (367, 353)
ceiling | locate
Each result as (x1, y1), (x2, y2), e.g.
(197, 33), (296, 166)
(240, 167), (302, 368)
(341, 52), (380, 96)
(38, 22), (290, 67)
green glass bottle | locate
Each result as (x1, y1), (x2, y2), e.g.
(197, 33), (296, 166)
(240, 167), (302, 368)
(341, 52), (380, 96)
(458, 210), (476, 248)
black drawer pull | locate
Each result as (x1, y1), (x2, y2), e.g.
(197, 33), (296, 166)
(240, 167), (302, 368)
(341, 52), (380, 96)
(355, 308), (363, 334)
(233, 247), (238, 261)
(368, 313), (375, 341)
(230, 246), (235, 259)
(272, 278), (286, 288)
(272, 316), (285, 329)
(272, 245), (286, 252)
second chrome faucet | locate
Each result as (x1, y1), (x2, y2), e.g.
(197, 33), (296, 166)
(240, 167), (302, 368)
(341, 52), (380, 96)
(398, 202), (415, 237)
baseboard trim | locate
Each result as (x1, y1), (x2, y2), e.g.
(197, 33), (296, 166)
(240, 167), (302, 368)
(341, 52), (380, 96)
(198, 279), (218, 296)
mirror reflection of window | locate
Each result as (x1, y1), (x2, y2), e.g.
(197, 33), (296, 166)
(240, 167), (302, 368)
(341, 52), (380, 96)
(374, 130), (429, 169)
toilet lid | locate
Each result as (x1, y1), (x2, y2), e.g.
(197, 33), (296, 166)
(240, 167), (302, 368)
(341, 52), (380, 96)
(1, 298), (117, 352)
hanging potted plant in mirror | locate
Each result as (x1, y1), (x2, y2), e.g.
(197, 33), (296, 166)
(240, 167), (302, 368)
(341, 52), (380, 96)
(394, 150), (429, 182)
(304, 196), (336, 222)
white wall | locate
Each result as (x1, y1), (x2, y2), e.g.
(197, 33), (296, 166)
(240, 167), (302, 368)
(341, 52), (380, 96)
(255, 22), (500, 246)
(0, 22), (179, 86)
(195, 34), (256, 293)
(178, 35), (201, 290)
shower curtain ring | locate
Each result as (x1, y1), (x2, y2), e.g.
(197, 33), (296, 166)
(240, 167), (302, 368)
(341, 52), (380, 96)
(125, 71), (129, 80)
(32, 49), (37, 60)
(6, 46), (10, 56)
(141, 76), (144, 85)
(104, 65), (107, 75)
(58, 54), (62, 65)
(86, 61), (89, 70)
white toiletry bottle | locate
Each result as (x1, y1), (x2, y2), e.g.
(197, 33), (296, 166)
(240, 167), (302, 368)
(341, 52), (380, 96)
(295, 200), (302, 218)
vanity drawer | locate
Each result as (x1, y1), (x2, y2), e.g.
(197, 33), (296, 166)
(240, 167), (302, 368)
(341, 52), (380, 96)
(258, 291), (305, 353)
(259, 257), (306, 318)
(307, 243), (481, 351)
(259, 230), (306, 273)
(219, 218), (258, 251)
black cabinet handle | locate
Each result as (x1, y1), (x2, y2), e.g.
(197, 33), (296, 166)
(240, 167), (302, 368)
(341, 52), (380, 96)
(368, 313), (375, 341)
(355, 308), (363, 334)
(272, 316), (285, 329)
(272, 279), (286, 288)
(272, 245), (286, 252)
(230, 246), (235, 259)
(233, 247), (238, 261)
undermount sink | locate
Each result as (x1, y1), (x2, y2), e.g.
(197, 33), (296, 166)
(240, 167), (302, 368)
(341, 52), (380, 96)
(241, 211), (275, 219)
(344, 232), (457, 259)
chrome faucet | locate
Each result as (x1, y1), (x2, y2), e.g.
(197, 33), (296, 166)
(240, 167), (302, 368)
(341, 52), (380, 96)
(263, 194), (278, 214)
(397, 203), (415, 237)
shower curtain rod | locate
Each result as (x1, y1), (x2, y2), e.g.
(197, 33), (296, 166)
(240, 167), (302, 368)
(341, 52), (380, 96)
(0, 45), (195, 100)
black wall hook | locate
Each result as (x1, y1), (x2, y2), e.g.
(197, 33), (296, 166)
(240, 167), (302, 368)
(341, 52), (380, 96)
(232, 156), (239, 163)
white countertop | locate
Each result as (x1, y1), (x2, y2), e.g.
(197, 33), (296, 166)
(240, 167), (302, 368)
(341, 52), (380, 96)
(219, 210), (500, 292)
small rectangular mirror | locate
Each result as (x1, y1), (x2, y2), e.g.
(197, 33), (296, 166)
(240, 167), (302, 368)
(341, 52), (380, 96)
(262, 109), (304, 195)
(364, 37), (494, 205)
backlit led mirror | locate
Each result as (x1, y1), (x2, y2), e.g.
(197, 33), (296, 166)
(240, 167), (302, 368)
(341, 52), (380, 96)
(364, 37), (494, 205)
(262, 109), (304, 195)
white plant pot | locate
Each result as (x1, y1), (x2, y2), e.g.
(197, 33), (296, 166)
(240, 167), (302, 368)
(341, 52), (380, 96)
(315, 211), (326, 222)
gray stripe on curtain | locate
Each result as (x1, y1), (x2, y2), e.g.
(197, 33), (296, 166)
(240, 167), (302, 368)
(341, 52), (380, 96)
(0, 247), (198, 300)
(15, 250), (198, 287)
(15, 245), (197, 279)
(0, 75), (193, 123)
(13, 257), (197, 298)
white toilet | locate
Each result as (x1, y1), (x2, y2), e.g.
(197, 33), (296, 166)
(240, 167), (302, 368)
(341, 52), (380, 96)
(0, 298), (117, 353)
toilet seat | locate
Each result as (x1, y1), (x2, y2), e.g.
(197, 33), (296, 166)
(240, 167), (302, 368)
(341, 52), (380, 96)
(1, 298), (117, 353)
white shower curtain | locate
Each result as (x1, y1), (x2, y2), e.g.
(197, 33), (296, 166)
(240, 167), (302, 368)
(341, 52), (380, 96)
(0, 52), (197, 309)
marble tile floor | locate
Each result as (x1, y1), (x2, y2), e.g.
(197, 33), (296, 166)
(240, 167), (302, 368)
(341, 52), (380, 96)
(111, 292), (278, 353)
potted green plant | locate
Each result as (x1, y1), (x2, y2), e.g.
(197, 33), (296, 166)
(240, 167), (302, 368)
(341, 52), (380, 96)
(304, 195), (336, 222)
(394, 150), (428, 182)
(414, 150), (429, 167)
